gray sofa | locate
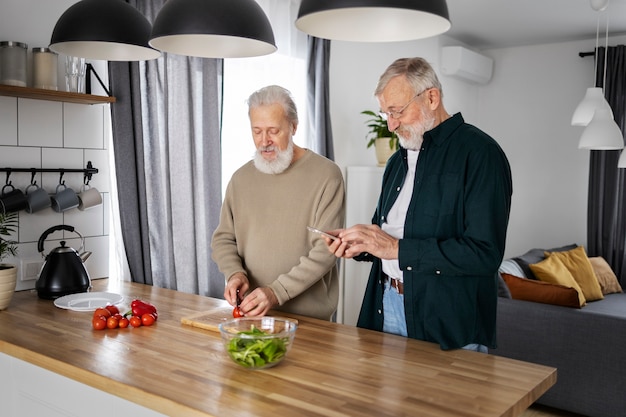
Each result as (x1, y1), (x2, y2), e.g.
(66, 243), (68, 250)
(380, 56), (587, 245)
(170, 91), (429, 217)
(494, 249), (626, 417)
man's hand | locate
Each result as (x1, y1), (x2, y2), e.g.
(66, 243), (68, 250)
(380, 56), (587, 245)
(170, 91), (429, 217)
(224, 272), (249, 306)
(239, 287), (278, 317)
(326, 224), (399, 260)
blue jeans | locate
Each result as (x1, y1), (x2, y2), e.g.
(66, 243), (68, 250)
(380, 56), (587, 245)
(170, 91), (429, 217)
(382, 279), (488, 353)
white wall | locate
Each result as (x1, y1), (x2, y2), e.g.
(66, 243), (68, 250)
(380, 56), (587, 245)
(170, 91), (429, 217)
(330, 33), (626, 259)
(0, 0), (110, 290)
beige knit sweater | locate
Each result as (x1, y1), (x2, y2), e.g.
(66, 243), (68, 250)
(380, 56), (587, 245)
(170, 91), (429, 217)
(211, 150), (345, 320)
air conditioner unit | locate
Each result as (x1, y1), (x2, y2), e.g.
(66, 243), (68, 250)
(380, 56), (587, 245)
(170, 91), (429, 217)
(441, 46), (493, 84)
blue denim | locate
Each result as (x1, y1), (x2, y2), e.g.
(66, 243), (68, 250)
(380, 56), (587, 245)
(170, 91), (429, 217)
(382, 279), (488, 353)
(382, 279), (408, 337)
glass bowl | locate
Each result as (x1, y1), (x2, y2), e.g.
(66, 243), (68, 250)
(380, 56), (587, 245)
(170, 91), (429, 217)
(218, 317), (298, 370)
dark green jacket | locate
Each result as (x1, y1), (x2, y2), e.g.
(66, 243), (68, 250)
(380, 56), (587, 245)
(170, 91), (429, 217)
(356, 113), (512, 350)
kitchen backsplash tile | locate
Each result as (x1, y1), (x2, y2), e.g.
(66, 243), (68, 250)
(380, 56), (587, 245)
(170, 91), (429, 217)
(17, 99), (63, 147)
(2, 97), (110, 288)
(64, 103), (104, 149)
(0, 96), (17, 145)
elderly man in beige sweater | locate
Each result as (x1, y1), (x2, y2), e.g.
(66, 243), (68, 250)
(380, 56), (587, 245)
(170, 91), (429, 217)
(211, 85), (345, 320)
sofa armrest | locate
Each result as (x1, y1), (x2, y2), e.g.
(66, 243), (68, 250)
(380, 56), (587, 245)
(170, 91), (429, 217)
(495, 296), (626, 417)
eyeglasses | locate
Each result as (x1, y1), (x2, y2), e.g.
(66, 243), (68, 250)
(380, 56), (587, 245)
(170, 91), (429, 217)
(379, 88), (430, 121)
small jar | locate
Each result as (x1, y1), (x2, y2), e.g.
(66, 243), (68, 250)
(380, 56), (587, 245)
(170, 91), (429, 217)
(32, 47), (58, 90)
(0, 41), (28, 87)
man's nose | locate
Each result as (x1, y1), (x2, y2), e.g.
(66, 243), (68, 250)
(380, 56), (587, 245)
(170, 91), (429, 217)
(386, 117), (400, 132)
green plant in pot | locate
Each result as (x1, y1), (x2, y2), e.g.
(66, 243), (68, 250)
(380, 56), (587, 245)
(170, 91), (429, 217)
(0, 211), (18, 310)
(361, 110), (399, 166)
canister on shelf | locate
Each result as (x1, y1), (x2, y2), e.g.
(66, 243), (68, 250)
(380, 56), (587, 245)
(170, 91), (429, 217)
(0, 41), (28, 87)
(32, 47), (58, 90)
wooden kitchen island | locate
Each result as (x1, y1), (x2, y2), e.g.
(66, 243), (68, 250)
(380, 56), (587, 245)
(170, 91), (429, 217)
(0, 279), (555, 417)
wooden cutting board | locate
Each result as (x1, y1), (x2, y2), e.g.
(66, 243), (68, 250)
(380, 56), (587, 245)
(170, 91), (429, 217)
(180, 307), (234, 332)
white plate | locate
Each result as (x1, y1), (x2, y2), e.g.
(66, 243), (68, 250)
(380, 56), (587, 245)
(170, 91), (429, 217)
(54, 292), (124, 311)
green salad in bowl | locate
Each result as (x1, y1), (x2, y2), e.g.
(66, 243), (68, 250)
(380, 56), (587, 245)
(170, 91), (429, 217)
(218, 317), (298, 369)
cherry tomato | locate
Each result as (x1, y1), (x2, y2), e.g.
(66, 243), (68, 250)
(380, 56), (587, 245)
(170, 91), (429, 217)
(233, 306), (244, 318)
(106, 316), (119, 329)
(105, 305), (120, 315)
(129, 315), (142, 328)
(94, 308), (111, 318)
(141, 313), (156, 326)
(92, 316), (107, 330)
(118, 317), (130, 328)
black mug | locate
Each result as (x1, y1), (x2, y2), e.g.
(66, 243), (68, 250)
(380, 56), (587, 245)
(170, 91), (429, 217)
(0, 184), (28, 214)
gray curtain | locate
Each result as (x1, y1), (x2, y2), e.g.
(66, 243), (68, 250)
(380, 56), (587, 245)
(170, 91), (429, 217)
(587, 45), (626, 284)
(306, 36), (334, 160)
(108, 0), (224, 297)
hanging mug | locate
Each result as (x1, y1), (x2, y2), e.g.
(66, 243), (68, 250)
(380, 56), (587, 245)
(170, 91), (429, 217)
(50, 183), (79, 212)
(25, 183), (51, 213)
(77, 184), (102, 211)
(0, 183), (28, 214)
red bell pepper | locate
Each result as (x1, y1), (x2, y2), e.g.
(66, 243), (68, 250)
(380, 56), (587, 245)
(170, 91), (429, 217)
(130, 299), (158, 320)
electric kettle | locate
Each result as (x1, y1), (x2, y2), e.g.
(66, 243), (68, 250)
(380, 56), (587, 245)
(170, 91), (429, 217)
(35, 225), (92, 299)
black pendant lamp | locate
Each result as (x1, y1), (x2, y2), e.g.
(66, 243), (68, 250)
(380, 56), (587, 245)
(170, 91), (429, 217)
(149, 0), (277, 59)
(295, 0), (451, 42)
(49, 0), (160, 61)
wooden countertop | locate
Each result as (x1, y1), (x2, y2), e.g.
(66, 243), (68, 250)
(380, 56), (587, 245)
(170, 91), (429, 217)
(0, 279), (556, 417)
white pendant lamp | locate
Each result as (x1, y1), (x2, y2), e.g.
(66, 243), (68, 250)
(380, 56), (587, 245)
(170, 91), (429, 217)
(578, 108), (624, 150)
(295, 0), (451, 42)
(149, 0), (276, 58)
(618, 149), (626, 168)
(571, 0), (610, 126)
(571, 87), (612, 126)
(49, 0), (160, 61)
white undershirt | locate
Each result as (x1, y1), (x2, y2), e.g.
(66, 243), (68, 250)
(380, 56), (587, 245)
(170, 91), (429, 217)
(381, 150), (420, 282)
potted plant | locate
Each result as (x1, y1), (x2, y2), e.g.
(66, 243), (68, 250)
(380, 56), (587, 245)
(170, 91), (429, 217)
(0, 211), (18, 310)
(361, 110), (399, 166)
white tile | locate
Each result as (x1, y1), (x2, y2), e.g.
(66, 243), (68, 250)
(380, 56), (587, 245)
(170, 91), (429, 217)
(103, 109), (112, 151)
(41, 148), (84, 192)
(0, 147), (42, 188)
(0, 97), (17, 145)
(64, 202), (104, 238)
(18, 99), (63, 147)
(63, 103), (104, 149)
(102, 193), (110, 236)
(84, 235), (109, 279)
(18, 209), (63, 243)
(84, 149), (110, 193)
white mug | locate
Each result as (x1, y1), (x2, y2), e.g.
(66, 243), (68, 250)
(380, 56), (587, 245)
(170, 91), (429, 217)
(78, 185), (102, 211)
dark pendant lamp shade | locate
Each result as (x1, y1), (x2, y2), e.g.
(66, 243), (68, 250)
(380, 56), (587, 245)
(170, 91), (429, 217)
(49, 0), (161, 61)
(149, 0), (277, 59)
(296, 0), (451, 42)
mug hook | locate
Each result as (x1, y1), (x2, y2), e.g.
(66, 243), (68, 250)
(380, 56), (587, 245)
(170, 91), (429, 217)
(58, 171), (65, 186)
(4, 170), (11, 186)
(30, 169), (38, 186)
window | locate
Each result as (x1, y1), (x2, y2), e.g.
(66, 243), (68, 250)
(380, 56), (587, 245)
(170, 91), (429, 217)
(220, 0), (307, 195)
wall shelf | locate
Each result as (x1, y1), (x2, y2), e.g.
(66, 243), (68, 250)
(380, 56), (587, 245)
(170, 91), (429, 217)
(0, 84), (115, 105)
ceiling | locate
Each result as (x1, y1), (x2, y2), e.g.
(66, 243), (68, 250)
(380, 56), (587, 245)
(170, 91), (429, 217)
(444, 0), (626, 49)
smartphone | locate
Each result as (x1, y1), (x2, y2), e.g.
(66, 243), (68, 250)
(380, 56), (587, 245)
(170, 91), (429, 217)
(307, 226), (338, 241)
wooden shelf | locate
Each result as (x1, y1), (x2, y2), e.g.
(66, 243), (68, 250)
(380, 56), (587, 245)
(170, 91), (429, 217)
(0, 84), (115, 104)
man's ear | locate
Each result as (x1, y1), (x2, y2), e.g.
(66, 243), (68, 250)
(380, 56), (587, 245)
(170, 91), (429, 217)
(426, 88), (441, 110)
(291, 123), (298, 136)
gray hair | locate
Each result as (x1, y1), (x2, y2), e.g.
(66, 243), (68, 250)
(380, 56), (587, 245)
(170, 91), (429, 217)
(374, 57), (443, 98)
(247, 85), (299, 126)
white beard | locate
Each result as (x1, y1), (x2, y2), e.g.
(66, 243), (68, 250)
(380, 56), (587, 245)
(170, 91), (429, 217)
(397, 108), (436, 150)
(253, 140), (294, 174)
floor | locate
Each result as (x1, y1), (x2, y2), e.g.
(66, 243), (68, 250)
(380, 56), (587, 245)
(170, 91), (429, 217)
(521, 404), (586, 417)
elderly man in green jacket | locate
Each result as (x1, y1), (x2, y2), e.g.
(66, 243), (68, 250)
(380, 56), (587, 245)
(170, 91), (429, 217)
(326, 57), (512, 351)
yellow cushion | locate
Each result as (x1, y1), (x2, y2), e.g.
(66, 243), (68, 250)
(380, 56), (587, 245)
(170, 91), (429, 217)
(545, 246), (604, 302)
(530, 255), (586, 307)
(588, 256), (623, 295)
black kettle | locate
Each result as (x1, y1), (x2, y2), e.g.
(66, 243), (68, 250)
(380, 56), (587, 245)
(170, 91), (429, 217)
(35, 225), (92, 299)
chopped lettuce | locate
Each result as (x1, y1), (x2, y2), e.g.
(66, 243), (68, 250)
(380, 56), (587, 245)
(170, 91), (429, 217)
(226, 325), (289, 368)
